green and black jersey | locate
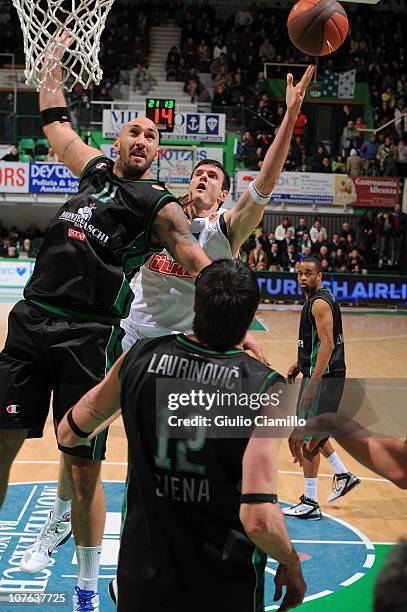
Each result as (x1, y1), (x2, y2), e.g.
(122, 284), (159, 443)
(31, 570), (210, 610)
(298, 287), (345, 377)
(24, 156), (176, 323)
(118, 333), (285, 612)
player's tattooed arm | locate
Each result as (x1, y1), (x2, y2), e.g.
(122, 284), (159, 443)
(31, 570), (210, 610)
(151, 201), (211, 277)
(57, 353), (126, 447)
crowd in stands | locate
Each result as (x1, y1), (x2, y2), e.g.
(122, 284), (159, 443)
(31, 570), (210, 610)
(242, 206), (407, 274)
(0, 219), (43, 258)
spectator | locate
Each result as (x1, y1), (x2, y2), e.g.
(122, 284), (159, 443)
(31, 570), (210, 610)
(331, 248), (348, 272)
(183, 36), (198, 67)
(312, 144), (329, 172)
(254, 71), (269, 98)
(340, 222), (356, 242)
(309, 219), (328, 244)
(235, 9), (253, 27)
(281, 244), (299, 272)
(1, 145), (19, 162)
(248, 243), (268, 270)
(315, 245), (330, 261)
(348, 248), (365, 273)
(299, 245), (313, 261)
(376, 211), (396, 267)
(284, 143), (302, 171)
(295, 217), (308, 245)
(268, 242), (282, 270)
(374, 541), (407, 612)
(281, 228), (296, 252)
(360, 133), (380, 176)
(0, 237), (11, 257)
(392, 204), (407, 267)
(293, 110), (308, 138)
(328, 232), (343, 253)
(236, 131), (257, 167)
(317, 156), (332, 173)
(213, 39), (227, 59)
(299, 232), (312, 255)
(258, 37), (276, 61)
(166, 46), (181, 80)
(19, 238), (33, 258)
(313, 233), (329, 252)
(332, 154), (346, 173)
(197, 39), (211, 71)
(275, 217), (295, 241)
(321, 258), (331, 272)
(184, 67), (201, 102)
(341, 120), (360, 157)
(346, 149), (364, 176)
(377, 136), (398, 176)
(397, 136), (407, 178)
(344, 233), (357, 253)
(358, 209), (377, 264)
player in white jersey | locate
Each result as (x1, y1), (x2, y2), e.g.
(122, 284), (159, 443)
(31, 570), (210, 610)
(20, 65), (315, 593)
(122, 64), (315, 350)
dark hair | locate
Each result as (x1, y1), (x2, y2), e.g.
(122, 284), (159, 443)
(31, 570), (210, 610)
(191, 159), (231, 192)
(301, 257), (322, 273)
(193, 260), (259, 351)
(374, 541), (407, 611)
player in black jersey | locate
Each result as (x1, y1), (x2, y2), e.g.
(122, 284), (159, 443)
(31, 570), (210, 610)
(58, 260), (307, 612)
(0, 37), (210, 611)
(283, 258), (360, 521)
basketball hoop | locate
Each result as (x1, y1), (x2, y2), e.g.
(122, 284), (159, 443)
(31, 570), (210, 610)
(12, 0), (115, 92)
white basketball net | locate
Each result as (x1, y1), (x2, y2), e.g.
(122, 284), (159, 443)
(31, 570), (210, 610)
(12, 0), (116, 92)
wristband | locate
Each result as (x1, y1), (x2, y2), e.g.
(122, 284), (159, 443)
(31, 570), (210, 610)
(240, 493), (278, 504)
(248, 180), (272, 206)
(41, 107), (71, 127)
(67, 408), (93, 438)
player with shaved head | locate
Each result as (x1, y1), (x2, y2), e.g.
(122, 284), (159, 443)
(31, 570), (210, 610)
(0, 41), (210, 611)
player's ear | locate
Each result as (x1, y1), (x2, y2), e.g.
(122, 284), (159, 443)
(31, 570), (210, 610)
(113, 136), (120, 154)
(217, 189), (229, 205)
(154, 146), (161, 162)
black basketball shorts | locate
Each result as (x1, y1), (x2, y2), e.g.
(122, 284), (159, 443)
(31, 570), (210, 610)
(297, 372), (346, 448)
(0, 300), (124, 459)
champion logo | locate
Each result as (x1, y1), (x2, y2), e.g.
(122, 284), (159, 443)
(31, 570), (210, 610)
(6, 404), (20, 414)
(152, 184), (165, 190)
(208, 213), (218, 221)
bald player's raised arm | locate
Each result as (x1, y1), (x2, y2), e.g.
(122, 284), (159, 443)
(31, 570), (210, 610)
(151, 201), (212, 278)
(40, 34), (103, 176)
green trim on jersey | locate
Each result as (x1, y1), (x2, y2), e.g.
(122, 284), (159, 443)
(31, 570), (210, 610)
(80, 155), (106, 179)
(90, 323), (125, 460)
(176, 334), (244, 356)
(28, 299), (121, 325)
(251, 547), (266, 612)
(257, 370), (281, 395)
(309, 296), (333, 376)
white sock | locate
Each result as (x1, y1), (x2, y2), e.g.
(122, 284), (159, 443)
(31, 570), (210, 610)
(53, 496), (71, 520)
(76, 546), (102, 593)
(327, 452), (348, 475)
(304, 478), (318, 503)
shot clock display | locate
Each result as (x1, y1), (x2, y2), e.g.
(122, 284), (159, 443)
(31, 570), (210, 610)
(145, 98), (175, 132)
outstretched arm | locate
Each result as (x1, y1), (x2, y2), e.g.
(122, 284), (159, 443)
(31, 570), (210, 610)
(151, 201), (211, 277)
(40, 34), (101, 176)
(224, 65), (314, 256)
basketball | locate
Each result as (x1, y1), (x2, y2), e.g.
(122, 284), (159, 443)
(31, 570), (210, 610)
(287, 0), (349, 56)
